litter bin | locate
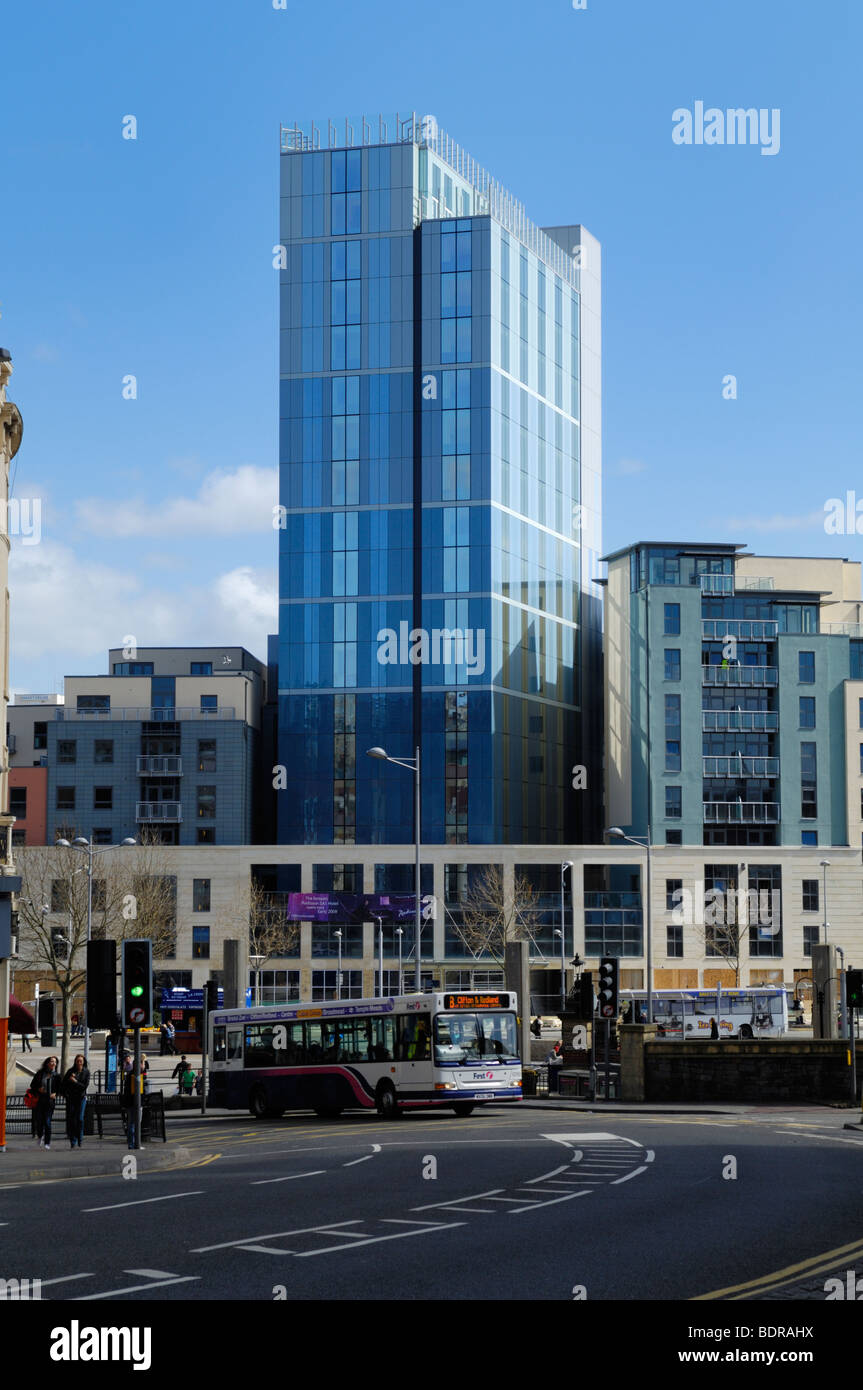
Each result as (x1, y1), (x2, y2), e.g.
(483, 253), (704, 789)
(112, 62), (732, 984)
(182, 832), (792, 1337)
(522, 1069), (537, 1097)
(548, 1062), (562, 1094)
(40, 1026), (57, 1047)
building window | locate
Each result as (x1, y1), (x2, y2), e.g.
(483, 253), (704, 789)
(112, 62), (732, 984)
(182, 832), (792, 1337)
(11, 828), (27, 848)
(803, 925), (819, 957)
(445, 690), (468, 844)
(312, 864), (363, 892)
(191, 662), (213, 676)
(9, 786), (26, 817)
(859, 697), (863, 729)
(665, 879), (682, 912)
(748, 865), (782, 956)
(93, 828), (113, 845)
(76, 695), (110, 710)
(94, 787), (113, 810)
(56, 786), (75, 810)
(200, 696), (217, 714)
(331, 150), (362, 237)
(666, 830), (682, 845)
(801, 879), (819, 911)
(112, 662), (154, 676)
(197, 740), (216, 773)
(798, 651), (815, 683)
(666, 924), (683, 958)
(664, 603), (680, 635)
(801, 831), (818, 846)
(665, 786), (682, 819)
(57, 740), (76, 764)
(196, 827), (215, 844)
(192, 925), (210, 959)
(197, 787), (216, 819)
(251, 970), (301, 1005)
(799, 697), (815, 729)
(330, 235), (361, 369)
(50, 880), (70, 912)
(33, 722), (47, 750)
(311, 969), (363, 1001)
(94, 739), (114, 764)
(193, 879), (211, 912)
(852, 642), (863, 680)
(664, 649), (681, 681)
(801, 742), (817, 819)
(665, 740), (681, 772)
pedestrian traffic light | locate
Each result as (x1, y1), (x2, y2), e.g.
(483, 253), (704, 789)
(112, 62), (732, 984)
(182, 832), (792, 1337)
(51, 926), (68, 962)
(87, 939), (117, 1028)
(847, 970), (863, 1009)
(598, 958), (619, 1019)
(121, 938), (153, 1027)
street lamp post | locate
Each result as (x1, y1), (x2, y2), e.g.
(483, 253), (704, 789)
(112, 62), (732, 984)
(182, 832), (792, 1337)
(249, 953), (265, 1006)
(606, 826), (653, 1023)
(396, 927), (404, 995)
(367, 746), (422, 991)
(55, 836), (137, 1061)
(375, 916), (384, 998)
(560, 861), (573, 1010)
(334, 930), (343, 1001)
(820, 860), (831, 945)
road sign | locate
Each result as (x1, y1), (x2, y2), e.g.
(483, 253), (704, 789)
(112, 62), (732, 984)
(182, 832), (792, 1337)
(129, 1007), (145, 1025)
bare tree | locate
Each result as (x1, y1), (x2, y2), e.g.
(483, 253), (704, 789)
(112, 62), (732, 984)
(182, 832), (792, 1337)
(16, 832), (178, 1073)
(452, 863), (544, 972)
(218, 877), (301, 1001)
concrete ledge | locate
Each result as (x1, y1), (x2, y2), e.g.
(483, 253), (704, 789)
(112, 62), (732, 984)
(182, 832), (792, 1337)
(0, 1144), (194, 1183)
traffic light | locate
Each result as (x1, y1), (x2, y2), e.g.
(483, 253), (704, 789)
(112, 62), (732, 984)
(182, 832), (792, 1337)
(205, 980), (219, 1014)
(121, 939), (153, 1027)
(598, 958), (619, 1019)
(847, 970), (863, 1009)
(87, 940), (117, 1028)
(570, 971), (595, 1022)
(51, 926), (68, 962)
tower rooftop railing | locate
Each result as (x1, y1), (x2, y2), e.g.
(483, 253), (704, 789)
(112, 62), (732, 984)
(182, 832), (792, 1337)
(280, 112), (581, 289)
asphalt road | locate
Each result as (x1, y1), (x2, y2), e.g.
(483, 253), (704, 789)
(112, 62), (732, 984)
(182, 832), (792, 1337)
(3, 1105), (863, 1302)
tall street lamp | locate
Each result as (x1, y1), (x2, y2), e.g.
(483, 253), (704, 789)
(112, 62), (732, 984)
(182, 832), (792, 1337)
(367, 746), (422, 991)
(55, 835), (137, 1060)
(396, 927), (404, 995)
(560, 861), (573, 1010)
(820, 860), (831, 944)
(606, 826), (653, 1023)
(375, 915), (384, 998)
(334, 930), (343, 1001)
(249, 953), (265, 1006)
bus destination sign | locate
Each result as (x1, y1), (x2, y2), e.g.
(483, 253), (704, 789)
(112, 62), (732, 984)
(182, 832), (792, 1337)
(444, 993), (510, 1010)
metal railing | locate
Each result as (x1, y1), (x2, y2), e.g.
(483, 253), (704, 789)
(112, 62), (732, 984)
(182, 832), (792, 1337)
(60, 708), (234, 722)
(702, 620), (778, 640)
(824, 622), (863, 637)
(736, 576), (775, 591)
(702, 710), (778, 732)
(136, 802), (183, 822)
(699, 575), (734, 594)
(703, 801), (780, 823)
(703, 756), (779, 778)
(137, 755), (182, 775)
(702, 666), (778, 686)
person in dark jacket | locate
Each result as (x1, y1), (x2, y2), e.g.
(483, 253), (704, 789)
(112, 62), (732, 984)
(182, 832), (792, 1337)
(62, 1054), (90, 1148)
(30, 1055), (60, 1149)
(709, 1017), (720, 1040)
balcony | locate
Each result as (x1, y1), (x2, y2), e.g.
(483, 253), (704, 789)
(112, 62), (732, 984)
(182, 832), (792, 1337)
(736, 576), (774, 591)
(824, 622), (863, 637)
(703, 802), (780, 824)
(137, 755), (183, 775)
(703, 756), (779, 778)
(699, 575), (734, 594)
(136, 802), (182, 823)
(702, 710), (778, 732)
(702, 666), (778, 687)
(702, 620), (778, 640)
(60, 707), (234, 722)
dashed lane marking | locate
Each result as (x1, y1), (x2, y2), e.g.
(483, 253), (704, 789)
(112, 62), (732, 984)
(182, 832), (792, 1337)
(82, 1191), (204, 1213)
(251, 1170), (326, 1185)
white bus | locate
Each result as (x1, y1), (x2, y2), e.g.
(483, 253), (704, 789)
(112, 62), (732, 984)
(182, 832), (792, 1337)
(208, 990), (522, 1119)
(620, 987), (789, 1039)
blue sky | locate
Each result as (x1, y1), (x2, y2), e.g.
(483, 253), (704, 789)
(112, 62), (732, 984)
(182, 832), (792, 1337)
(2, 0), (860, 692)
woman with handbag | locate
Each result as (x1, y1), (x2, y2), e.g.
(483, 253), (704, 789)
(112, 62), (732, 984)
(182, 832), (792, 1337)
(29, 1055), (60, 1149)
(61, 1054), (90, 1149)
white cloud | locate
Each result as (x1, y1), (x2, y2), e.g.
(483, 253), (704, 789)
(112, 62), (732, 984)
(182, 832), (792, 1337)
(75, 464), (277, 537)
(8, 541), (276, 684)
(724, 510), (825, 533)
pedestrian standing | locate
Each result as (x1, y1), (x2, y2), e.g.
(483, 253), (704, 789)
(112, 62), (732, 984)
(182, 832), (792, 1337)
(709, 1017), (720, 1040)
(171, 1054), (189, 1092)
(62, 1054), (90, 1148)
(30, 1055), (60, 1149)
(166, 1020), (177, 1055)
(21, 1029), (32, 1053)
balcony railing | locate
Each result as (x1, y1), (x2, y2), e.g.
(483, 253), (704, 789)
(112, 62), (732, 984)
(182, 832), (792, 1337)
(702, 711), (779, 732)
(702, 666), (778, 687)
(703, 802), (780, 824)
(60, 707), (234, 722)
(137, 755), (183, 775)
(703, 756), (779, 778)
(702, 620), (778, 640)
(699, 575), (734, 594)
(736, 576), (774, 591)
(824, 622), (863, 637)
(136, 802), (183, 822)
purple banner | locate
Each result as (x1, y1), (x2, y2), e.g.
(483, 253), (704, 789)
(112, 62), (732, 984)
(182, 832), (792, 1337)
(285, 892), (420, 924)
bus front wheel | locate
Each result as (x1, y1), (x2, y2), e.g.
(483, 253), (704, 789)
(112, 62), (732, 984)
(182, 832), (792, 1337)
(249, 1086), (268, 1120)
(451, 1103), (475, 1117)
(376, 1082), (401, 1120)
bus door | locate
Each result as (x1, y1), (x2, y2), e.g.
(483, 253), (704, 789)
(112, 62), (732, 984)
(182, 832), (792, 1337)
(226, 1024), (244, 1070)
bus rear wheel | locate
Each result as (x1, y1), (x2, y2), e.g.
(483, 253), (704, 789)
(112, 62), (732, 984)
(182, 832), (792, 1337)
(375, 1082), (401, 1120)
(249, 1086), (269, 1120)
(451, 1103), (475, 1117)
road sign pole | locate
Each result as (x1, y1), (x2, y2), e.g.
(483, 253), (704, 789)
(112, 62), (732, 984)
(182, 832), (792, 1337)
(604, 1018), (611, 1102)
(133, 1025), (142, 1151)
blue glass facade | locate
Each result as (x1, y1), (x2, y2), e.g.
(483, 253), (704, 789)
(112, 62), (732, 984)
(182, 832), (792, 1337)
(278, 120), (601, 846)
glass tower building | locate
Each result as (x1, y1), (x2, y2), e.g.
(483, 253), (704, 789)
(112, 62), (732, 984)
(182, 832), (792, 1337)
(278, 113), (602, 847)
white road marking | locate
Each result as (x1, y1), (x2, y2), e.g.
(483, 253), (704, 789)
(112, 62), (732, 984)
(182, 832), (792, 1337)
(410, 1187), (504, 1211)
(192, 1221), (361, 1253)
(484, 1196), (534, 1204)
(611, 1166), (648, 1184)
(776, 1130), (863, 1145)
(343, 1155), (373, 1167)
(510, 1190), (591, 1212)
(524, 1164), (569, 1183)
(37, 1273), (95, 1287)
(82, 1192), (203, 1213)
(296, 1222), (464, 1256)
(250, 1170), (326, 1185)
(541, 1132), (635, 1143)
(645, 1150), (655, 1161)
(75, 1275), (200, 1300)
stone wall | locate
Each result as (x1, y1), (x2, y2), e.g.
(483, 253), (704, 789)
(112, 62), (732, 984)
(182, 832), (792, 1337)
(644, 1038), (858, 1103)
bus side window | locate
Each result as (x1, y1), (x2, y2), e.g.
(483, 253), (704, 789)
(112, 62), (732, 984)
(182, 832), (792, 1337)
(305, 1021), (324, 1064)
(397, 1014), (431, 1061)
(371, 1015), (394, 1061)
(213, 1026), (227, 1062)
(227, 1029), (242, 1062)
